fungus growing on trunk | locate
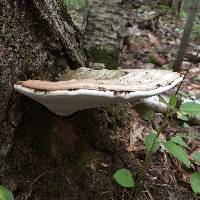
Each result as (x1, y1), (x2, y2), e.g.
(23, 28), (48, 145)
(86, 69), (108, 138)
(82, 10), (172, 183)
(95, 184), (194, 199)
(14, 67), (183, 116)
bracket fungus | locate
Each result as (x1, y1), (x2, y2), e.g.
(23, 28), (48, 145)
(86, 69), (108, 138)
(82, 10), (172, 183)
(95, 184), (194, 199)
(14, 67), (183, 116)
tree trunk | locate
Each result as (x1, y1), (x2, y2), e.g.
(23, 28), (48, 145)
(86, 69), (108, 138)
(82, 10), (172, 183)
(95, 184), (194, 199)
(173, 0), (199, 72)
(180, 0), (190, 13)
(172, 0), (182, 12)
(84, 0), (127, 69)
(0, 0), (86, 159)
(0, 2), (131, 197)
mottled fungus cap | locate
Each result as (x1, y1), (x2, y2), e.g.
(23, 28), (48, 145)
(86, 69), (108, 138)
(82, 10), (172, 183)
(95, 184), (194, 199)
(14, 67), (183, 116)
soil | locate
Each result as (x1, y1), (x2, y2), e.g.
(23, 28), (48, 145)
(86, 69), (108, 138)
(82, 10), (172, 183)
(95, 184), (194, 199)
(1, 94), (200, 199)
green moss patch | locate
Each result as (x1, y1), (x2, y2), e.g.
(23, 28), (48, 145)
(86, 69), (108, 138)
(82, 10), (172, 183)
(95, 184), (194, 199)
(87, 48), (119, 69)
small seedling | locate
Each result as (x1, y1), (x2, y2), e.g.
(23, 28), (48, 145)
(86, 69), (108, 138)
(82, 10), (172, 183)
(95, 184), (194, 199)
(0, 185), (14, 200)
(113, 95), (200, 198)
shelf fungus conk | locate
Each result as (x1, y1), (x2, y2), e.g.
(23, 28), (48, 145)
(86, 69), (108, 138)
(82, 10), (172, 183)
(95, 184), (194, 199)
(14, 67), (183, 116)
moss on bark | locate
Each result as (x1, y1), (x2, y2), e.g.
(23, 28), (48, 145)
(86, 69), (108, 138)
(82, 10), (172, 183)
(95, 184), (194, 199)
(87, 48), (119, 69)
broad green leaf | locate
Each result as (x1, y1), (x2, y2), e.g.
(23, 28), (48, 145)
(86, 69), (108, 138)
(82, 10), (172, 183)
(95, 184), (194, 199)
(176, 133), (197, 140)
(135, 105), (155, 121)
(169, 95), (177, 108)
(192, 152), (200, 163)
(183, 122), (191, 128)
(0, 185), (14, 200)
(158, 95), (168, 105)
(180, 102), (200, 116)
(190, 172), (200, 194)
(144, 133), (160, 153)
(113, 168), (134, 188)
(170, 135), (189, 148)
(164, 141), (191, 168)
(177, 112), (189, 121)
(176, 133), (188, 139)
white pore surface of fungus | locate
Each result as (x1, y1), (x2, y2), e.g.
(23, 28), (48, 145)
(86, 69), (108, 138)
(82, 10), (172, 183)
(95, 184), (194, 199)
(14, 68), (183, 116)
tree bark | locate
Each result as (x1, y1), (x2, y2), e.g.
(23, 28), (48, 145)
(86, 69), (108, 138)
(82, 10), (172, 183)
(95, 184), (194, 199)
(0, 0), (86, 158)
(173, 0), (199, 72)
(172, 0), (182, 12)
(84, 0), (127, 69)
(32, 0), (87, 68)
(180, 0), (190, 13)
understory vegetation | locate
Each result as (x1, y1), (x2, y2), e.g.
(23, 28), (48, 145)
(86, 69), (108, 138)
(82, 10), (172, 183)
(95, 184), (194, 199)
(114, 95), (200, 199)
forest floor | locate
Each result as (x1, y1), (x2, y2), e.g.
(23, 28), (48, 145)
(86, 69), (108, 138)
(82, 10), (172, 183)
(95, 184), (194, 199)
(1, 4), (200, 200)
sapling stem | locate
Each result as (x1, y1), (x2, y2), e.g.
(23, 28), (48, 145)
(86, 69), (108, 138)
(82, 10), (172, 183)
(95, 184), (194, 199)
(129, 112), (170, 200)
(128, 51), (199, 200)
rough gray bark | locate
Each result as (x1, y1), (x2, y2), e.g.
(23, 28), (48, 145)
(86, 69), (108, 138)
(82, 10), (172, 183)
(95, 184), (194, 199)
(0, 0), (86, 158)
(173, 0), (199, 72)
(84, 0), (128, 69)
(84, 0), (125, 51)
(33, 0), (87, 68)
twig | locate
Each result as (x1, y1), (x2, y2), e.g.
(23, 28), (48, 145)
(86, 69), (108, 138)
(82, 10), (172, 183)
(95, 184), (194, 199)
(16, 173), (45, 200)
(129, 114), (169, 200)
(145, 187), (154, 200)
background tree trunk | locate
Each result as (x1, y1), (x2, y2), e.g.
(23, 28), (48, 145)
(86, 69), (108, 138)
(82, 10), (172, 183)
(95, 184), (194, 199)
(173, 0), (199, 72)
(84, 0), (127, 69)
(180, 0), (190, 13)
(172, 0), (182, 12)
(0, 0), (86, 159)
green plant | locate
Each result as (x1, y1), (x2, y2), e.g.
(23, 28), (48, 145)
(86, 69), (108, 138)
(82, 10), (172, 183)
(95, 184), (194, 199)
(113, 95), (200, 198)
(190, 172), (200, 193)
(113, 168), (134, 188)
(0, 185), (14, 200)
